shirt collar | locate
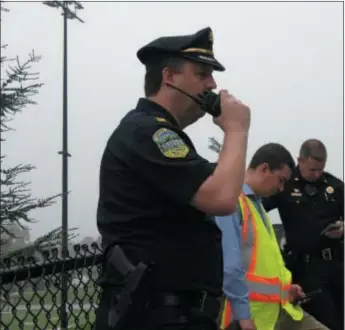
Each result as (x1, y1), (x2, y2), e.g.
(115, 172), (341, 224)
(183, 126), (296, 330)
(294, 166), (305, 182)
(136, 98), (179, 127)
(242, 183), (260, 200)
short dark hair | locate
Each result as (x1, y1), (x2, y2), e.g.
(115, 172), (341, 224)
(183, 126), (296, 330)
(144, 57), (185, 97)
(248, 143), (295, 171)
(299, 139), (327, 161)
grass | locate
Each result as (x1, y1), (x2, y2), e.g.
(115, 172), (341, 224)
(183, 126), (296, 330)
(1, 309), (96, 330)
(2, 285), (99, 306)
(0, 286), (98, 329)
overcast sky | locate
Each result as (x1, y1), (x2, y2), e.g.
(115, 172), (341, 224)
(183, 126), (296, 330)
(2, 1), (344, 241)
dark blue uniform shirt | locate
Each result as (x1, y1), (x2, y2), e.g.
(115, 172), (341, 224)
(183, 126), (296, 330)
(262, 167), (344, 253)
(97, 98), (223, 295)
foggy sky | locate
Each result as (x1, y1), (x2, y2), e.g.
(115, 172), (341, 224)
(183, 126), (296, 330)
(1, 1), (343, 241)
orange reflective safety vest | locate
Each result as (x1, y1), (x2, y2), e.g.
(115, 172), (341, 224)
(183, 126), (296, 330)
(220, 192), (303, 330)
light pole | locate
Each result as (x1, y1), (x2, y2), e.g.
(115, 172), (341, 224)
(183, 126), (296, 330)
(42, 2), (84, 329)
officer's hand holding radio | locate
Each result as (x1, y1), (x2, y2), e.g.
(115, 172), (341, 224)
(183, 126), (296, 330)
(213, 90), (251, 133)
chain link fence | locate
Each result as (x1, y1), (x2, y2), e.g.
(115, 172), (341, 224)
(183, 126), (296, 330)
(0, 243), (103, 330)
(0, 227), (286, 330)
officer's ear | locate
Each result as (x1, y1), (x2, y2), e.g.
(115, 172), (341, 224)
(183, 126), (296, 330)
(258, 162), (270, 174)
(162, 65), (184, 86)
(162, 59), (185, 86)
(162, 66), (175, 85)
(297, 157), (305, 166)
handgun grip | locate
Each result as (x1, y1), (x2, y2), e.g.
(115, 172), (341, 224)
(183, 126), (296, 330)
(109, 245), (136, 277)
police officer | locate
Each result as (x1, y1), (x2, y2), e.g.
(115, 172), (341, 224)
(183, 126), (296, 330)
(262, 139), (344, 330)
(95, 27), (251, 330)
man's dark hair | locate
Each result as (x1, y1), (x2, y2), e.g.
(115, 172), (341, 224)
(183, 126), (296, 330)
(144, 57), (185, 97)
(299, 139), (327, 161)
(248, 143), (295, 171)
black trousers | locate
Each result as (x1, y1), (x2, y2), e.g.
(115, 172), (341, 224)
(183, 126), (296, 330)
(95, 288), (219, 330)
(295, 258), (344, 330)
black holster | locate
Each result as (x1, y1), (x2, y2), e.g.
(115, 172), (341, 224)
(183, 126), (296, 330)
(100, 245), (153, 330)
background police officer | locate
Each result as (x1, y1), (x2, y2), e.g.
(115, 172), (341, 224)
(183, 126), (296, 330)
(95, 27), (251, 330)
(262, 139), (344, 330)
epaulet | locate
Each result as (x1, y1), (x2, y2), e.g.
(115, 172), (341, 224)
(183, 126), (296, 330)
(323, 171), (334, 179)
(151, 116), (178, 129)
(154, 117), (170, 124)
(131, 115), (174, 132)
(323, 171), (344, 186)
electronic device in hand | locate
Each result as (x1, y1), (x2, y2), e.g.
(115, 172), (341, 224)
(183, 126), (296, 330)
(294, 289), (322, 304)
(198, 90), (221, 117)
(320, 222), (342, 236)
(166, 83), (222, 117)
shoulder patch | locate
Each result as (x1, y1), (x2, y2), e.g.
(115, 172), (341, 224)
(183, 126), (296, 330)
(152, 128), (190, 158)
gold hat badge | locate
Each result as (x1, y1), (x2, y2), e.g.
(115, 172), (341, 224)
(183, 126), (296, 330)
(209, 30), (214, 44)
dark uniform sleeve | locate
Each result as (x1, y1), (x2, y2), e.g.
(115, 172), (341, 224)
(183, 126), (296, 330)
(324, 172), (344, 220)
(261, 192), (282, 212)
(109, 118), (215, 206)
(334, 177), (344, 219)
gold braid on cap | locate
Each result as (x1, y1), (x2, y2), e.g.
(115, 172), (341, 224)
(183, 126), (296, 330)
(181, 48), (214, 55)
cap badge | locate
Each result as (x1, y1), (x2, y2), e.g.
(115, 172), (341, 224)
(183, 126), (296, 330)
(209, 30), (214, 44)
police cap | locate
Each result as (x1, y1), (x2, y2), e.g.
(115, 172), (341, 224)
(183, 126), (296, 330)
(137, 27), (225, 72)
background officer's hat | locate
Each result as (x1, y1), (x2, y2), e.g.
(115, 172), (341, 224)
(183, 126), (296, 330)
(137, 27), (225, 71)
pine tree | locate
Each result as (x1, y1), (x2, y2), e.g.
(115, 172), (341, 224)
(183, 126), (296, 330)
(0, 8), (77, 261)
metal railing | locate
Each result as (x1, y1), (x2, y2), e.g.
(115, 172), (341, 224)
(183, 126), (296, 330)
(0, 242), (103, 330)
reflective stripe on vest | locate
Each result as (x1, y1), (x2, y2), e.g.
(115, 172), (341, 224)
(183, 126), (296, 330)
(221, 193), (291, 328)
(246, 274), (290, 303)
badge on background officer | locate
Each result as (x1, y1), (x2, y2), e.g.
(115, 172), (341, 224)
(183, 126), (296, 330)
(262, 139), (344, 330)
(95, 27), (251, 330)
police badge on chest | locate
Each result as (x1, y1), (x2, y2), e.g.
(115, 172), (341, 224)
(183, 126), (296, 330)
(324, 185), (335, 202)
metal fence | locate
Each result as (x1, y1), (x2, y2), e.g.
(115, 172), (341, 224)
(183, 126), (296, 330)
(0, 243), (103, 330)
(0, 227), (286, 330)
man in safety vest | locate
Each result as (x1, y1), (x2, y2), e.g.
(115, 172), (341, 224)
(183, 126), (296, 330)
(216, 143), (329, 330)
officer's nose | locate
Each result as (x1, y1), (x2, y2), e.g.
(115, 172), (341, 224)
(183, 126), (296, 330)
(206, 75), (217, 90)
(311, 171), (322, 181)
(315, 171), (323, 179)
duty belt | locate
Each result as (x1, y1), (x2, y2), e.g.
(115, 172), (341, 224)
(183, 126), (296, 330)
(148, 291), (220, 320)
(303, 247), (342, 262)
